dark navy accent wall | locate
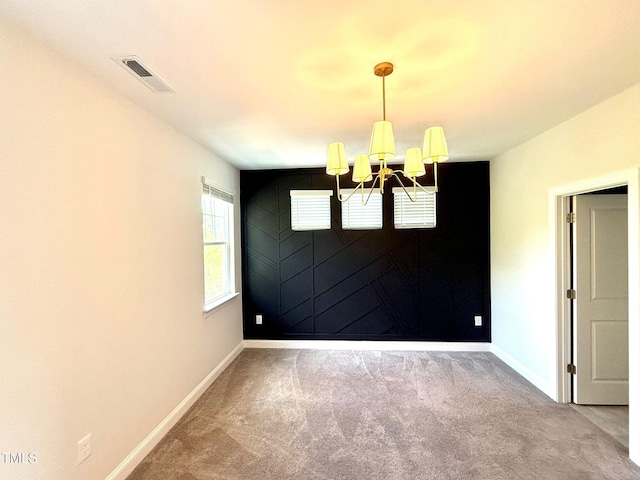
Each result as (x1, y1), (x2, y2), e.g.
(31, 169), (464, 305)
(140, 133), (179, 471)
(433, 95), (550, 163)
(241, 162), (490, 341)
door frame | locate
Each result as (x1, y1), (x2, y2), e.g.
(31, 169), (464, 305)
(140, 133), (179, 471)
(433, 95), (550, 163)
(551, 168), (640, 464)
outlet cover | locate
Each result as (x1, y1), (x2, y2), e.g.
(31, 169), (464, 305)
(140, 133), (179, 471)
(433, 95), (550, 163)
(256, 314), (263, 325)
(78, 433), (91, 464)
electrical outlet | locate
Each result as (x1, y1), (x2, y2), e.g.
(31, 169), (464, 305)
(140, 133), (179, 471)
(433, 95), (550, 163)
(474, 315), (483, 327)
(78, 434), (91, 464)
(256, 314), (263, 325)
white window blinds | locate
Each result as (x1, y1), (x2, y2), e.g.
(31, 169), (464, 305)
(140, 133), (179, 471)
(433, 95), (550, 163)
(203, 182), (233, 204)
(340, 189), (383, 230)
(393, 187), (437, 229)
(290, 190), (333, 231)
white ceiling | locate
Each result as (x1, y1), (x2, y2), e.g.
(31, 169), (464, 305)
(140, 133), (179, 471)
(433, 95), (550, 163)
(2, 0), (639, 170)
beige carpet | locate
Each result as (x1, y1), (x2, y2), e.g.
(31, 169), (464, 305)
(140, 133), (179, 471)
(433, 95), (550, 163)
(127, 349), (640, 479)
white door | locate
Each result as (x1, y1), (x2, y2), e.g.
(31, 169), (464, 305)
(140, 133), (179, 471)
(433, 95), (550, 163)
(572, 194), (628, 405)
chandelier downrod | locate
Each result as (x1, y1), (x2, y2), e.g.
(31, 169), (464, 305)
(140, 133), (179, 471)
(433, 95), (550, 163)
(382, 75), (386, 120)
(374, 62), (393, 121)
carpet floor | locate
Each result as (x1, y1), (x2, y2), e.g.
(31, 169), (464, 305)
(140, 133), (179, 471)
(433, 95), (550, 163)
(127, 349), (640, 479)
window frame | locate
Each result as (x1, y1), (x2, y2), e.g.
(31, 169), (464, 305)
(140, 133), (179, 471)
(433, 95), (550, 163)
(201, 178), (237, 312)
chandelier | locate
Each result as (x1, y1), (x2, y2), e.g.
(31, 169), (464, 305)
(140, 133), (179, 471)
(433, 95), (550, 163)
(325, 62), (449, 204)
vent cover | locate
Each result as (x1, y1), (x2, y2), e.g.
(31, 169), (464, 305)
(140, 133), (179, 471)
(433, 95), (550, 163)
(113, 55), (174, 93)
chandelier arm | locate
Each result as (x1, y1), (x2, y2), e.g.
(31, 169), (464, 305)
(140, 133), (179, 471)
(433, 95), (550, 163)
(392, 168), (439, 193)
(335, 174), (381, 204)
(362, 175), (381, 205)
(407, 174), (437, 195)
(391, 173), (420, 202)
(392, 171), (438, 198)
(433, 162), (439, 192)
(335, 174), (349, 202)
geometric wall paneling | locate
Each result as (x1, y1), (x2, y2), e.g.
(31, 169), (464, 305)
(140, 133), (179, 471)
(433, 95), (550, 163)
(280, 267), (313, 315)
(279, 299), (314, 333)
(241, 162), (490, 341)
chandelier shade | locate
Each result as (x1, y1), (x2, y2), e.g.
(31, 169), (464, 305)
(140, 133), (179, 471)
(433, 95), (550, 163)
(423, 126), (449, 164)
(352, 154), (373, 183)
(369, 120), (395, 160)
(403, 147), (426, 178)
(326, 141), (349, 175)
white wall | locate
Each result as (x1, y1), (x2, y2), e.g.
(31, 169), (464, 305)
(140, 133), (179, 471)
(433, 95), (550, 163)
(491, 82), (639, 396)
(491, 84), (640, 464)
(0, 16), (243, 480)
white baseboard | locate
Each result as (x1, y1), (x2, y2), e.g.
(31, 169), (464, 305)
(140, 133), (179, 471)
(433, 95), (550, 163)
(490, 344), (555, 400)
(106, 340), (244, 480)
(244, 339), (492, 352)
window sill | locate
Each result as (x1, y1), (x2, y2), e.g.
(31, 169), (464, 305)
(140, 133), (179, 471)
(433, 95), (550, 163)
(203, 292), (240, 317)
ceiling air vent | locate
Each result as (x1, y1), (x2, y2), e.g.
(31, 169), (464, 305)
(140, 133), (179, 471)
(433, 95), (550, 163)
(113, 55), (174, 93)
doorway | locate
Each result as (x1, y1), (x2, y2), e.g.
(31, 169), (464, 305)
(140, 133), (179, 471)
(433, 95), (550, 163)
(551, 168), (640, 465)
(567, 188), (629, 447)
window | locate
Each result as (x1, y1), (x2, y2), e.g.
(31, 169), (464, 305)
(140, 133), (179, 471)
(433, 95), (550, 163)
(393, 187), (436, 229)
(340, 189), (383, 229)
(202, 179), (235, 310)
(290, 190), (333, 231)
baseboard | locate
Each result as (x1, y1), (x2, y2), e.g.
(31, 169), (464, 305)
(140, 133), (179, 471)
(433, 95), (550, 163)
(105, 340), (244, 480)
(490, 344), (556, 400)
(244, 339), (492, 352)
